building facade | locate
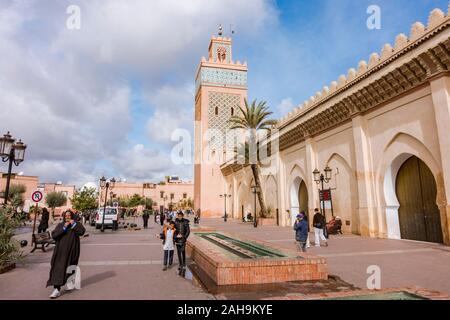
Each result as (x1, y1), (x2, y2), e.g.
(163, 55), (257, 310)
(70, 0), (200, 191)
(39, 182), (76, 215)
(200, 8), (450, 245)
(194, 35), (248, 217)
(106, 178), (194, 211)
(0, 173), (75, 215)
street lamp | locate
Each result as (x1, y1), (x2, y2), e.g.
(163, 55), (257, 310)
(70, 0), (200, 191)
(99, 176), (116, 232)
(219, 193), (232, 222)
(250, 184), (261, 228)
(0, 132), (27, 205)
(313, 166), (332, 219)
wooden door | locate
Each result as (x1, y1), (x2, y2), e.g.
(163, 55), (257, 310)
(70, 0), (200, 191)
(395, 156), (443, 243)
(299, 180), (309, 219)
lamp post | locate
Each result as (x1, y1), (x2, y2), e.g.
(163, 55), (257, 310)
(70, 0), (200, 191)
(219, 193), (231, 222)
(0, 132), (27, 205)
(99, 176), (116, 232)
(250, 184), (261, 228)
(313, 166), (332, 219)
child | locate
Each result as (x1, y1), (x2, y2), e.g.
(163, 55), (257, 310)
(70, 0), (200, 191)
(294, 213), (308, 252)
(158, 221), (176, 271)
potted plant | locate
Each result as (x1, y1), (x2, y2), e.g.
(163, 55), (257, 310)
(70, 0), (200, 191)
(0, 206), (24, 274)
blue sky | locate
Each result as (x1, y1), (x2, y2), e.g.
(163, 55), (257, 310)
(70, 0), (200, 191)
(0, 0), (448, 186)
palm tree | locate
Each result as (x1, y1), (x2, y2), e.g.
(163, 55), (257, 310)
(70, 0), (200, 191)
(228, 99), (277, 219)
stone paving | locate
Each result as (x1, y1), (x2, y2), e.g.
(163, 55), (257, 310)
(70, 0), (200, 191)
(0, 217), (213, 300)
(1, 216), (450, 299)
(200, 218), (450, 295)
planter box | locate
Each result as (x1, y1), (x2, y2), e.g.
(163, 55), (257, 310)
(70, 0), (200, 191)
(0, 263), (16, 274)
(187, 231), (327, 286)
(258, 217), (277, 226)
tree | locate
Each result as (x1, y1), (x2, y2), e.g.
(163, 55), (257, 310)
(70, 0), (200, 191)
(228, 99), (277, 219)
(141, 197), (154, 210)
(128, 194), (143, 208)
(1, 184), (26, 214)
(71, 187), (98, 213)
(45, 192), (67, 219)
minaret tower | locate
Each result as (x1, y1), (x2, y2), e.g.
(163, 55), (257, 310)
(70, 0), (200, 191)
(194, 30), (248, 218)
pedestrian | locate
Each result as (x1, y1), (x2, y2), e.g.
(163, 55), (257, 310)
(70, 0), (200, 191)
(38, 207), (50, 233)
(158, 221), (176, 271)
(160, 211), (165, 226)
(313, 208), (328, 247)
(47, 210), (86, 299)
(142, 209), (150, 229)
(294, 213), (309, 252)
(174, 211), (190, 277)
(301, 211), (311, 248)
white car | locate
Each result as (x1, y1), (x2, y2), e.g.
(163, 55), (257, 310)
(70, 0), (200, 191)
(95, 207), (118, 230)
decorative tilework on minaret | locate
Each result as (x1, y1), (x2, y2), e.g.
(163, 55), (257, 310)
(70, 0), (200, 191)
(194, 36), (248, 218)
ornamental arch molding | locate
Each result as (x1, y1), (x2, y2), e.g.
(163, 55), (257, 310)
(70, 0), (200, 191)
(376, 132), (448, 243)
(325, 153), (359, 234)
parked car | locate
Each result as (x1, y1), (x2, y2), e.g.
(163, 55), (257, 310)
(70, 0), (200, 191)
(95, 207), (118, 230)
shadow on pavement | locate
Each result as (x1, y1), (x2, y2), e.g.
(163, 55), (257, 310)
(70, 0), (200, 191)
(81, 271), (117, 288)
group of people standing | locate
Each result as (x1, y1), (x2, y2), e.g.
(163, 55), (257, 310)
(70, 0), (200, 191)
(294, 208), (330, 252)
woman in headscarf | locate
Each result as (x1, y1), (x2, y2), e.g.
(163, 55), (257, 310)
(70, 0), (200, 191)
(46, 210), (85, 299)
(38, 207), (50, 233)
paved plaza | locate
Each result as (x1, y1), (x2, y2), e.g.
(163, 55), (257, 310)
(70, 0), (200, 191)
(1, 217), (450, 300)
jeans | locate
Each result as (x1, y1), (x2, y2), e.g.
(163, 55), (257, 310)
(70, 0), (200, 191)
(314, 227), (327, 246)
(176, 243), (186, 268)
(163, 250), (174, 266)
(298, 241), (307, 252)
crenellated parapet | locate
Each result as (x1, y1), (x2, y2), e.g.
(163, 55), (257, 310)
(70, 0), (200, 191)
(278, 7), (450, 129)
(276, 6), (450, 151)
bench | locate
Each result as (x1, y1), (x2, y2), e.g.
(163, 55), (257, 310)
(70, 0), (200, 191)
(31, 231), (56, 253)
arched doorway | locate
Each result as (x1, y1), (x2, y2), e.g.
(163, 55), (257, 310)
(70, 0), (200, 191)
(299, 180), (309, 218)
(290, 177), (308, 225)
(395, 156), (443, 243)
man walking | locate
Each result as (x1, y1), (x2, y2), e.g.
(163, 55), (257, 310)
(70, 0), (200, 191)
(160, 210), (165, 226)
(142, 209), (150, 229)
(174, 211), (190, 277)
(313, 208), (328, 247)
(38, 208), (50, 233)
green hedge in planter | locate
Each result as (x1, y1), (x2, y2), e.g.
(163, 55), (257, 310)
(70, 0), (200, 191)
(0, 206), (24, 267)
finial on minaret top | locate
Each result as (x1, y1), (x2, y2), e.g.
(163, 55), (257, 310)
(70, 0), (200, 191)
(218, 24), (223, 36)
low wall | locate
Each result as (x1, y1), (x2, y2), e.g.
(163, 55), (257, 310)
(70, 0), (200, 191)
(186, 231), (328, 286)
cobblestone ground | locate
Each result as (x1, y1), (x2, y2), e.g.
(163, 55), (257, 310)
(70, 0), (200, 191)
(1, 216), (450, 299)
(200, 218), (450, 296)
(0, 217), (213, 300)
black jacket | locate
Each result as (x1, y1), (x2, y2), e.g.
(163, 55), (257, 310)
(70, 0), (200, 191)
(174, 218), (190, 244)
(313, 213), (325, 229)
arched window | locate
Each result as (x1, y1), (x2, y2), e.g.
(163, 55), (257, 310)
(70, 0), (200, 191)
(215, 107), (219, 115)
(231, 107), (234, 116)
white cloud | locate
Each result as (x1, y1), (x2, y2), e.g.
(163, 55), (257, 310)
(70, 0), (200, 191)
(0, 0), (277, 187)
(146, 85), (194, 145)
(276, 97), (295, 117)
